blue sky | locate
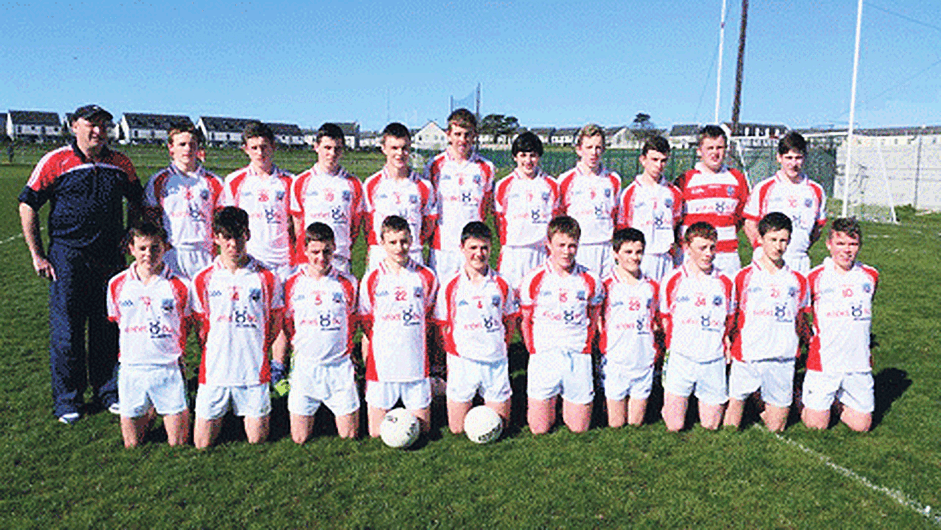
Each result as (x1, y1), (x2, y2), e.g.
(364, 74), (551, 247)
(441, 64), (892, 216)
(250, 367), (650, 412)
(2, 1), (940, 132)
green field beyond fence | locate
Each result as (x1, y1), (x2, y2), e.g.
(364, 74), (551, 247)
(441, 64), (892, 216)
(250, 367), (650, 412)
(0, 144), (938, 528)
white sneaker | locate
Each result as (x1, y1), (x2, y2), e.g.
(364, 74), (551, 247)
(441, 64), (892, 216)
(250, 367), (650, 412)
(58, 412), (81, 425)
(108, 402), (121, 415)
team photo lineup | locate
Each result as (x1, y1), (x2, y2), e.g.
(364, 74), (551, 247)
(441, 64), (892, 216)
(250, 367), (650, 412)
(19, 104), (879, 448)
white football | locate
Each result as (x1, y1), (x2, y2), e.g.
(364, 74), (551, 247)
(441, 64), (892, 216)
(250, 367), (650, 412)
(380, 408), (420, 449)
(463, 406), (503, 444)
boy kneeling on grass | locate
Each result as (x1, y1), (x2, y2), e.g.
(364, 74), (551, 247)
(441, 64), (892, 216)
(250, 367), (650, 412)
(107, 222), (192, 447)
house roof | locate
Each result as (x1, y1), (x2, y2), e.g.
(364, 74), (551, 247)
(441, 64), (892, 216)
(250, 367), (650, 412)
(267, 122), (304, 136)
(8, 110), (61, 126)
(198, 116), (258, 133)
(529, 127), (555, 136)
(122, 112), (192, 130)
(669, 124), (701, 137)
(858, 125), (941, 136)
(553, 127), (578, 136)
(334, 122), (360, 135)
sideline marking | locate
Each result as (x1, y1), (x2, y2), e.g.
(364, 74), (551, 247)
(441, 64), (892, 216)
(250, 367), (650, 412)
(768, 429), (940, 525)
(0, 233), (24, 246)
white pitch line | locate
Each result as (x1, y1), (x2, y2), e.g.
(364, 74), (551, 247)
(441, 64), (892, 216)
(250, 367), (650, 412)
(0, 233), (24, 246)
(767, 429), (941, 526)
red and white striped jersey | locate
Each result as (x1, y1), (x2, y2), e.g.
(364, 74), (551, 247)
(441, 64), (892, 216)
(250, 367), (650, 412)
(806, 258), (879, 373)
(144, 164), (223, 252)
(289, 165), (364, 261)
(363, 169), (436, 252)
(676, 163), (750, 253)
(558, 166), (622, 245)
(192, 257), (283, 386)
(425, 151), (495, 251)
(520, 261), (604, 355)
(107, 265), (191, 366)
(221, 165), (295, 267)
(283, 266), (358, 366)
(599, 272), (659, 370)
(434, 267), (519, 363)
(660, 263), (734, 363)
(743, 172), (826, 256)
(494, 169), (561, 247)
(731, 261), (808, 362)
(617, 176), (683, 255)
(359, 259), (438, 382)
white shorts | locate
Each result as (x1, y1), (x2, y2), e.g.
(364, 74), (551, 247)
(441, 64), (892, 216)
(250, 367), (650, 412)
(599, 356), (654, 401)
(446, 355), (512, 403)
(195, 383), (271, 420)
(288, 358), (360, 417)
(527, 350), (594, 404)
(729, 358), (795, 408)
(802, 370), (874, 413)
(712, 252), (741, 278)
(365, 378), (432, 410)
(367, 245), (424, 272)
(663, 354), (728, 405)
(428, 248), (465, 281)
(640, 252), (674, 282)
(164, 247), (213, 280)
(118, 363), (187, 417)
(575, 241), (615, 279)
(499, 244), (547, 290)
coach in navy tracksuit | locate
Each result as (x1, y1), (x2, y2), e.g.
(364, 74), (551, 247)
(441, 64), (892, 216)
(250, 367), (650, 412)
(18, 104), (142, 424)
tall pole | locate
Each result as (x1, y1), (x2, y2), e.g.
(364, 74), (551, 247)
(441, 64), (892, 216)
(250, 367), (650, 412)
(714, 0), (728, 124)
(730, 0), (748, 136)
(842, 0), (864, 217)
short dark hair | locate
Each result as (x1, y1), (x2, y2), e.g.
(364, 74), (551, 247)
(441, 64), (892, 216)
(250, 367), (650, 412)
(213, 206), (250, 239)
(612, 227), (645, 251)
(380, 215), (411, 239)
(547, 215), (581, 242)
(641, 135), (671, 157)
(777, 131), (807, 156)
(316, 123), (346, 147)
(167, 122), (202, 147)
(684, 221), (718, 243)
(305, 222), (336, 245)
(758, 212), (793, 236)
(127, 222), (169, 246)
(512, 131), (544, 156)
(460, 221), (491, 245)
(698, 125), (727, 146)
(381, 122), (411, 143)
(447, 108), (477, 133)
(829, 217), (862, 242)
(242, 121), (275, 145)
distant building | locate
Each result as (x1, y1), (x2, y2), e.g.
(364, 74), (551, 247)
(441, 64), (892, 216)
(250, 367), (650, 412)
(668, 124), (701, 149)
(118, 112), (193, 144)
(413, 121), (446, 150)
(6, 110), (63, 142)
(0, 113), (7, 141)
(267, 122), (305, 148)
(360, 130), (380, 149)
(529, 127), (555, 146)
(197, 116), (257, 146)
(550, 127), (578, 147)
(724, 122), (788, 148)
(336, 122), (361, 149)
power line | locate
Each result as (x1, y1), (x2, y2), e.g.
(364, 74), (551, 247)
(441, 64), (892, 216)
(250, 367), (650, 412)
(867, 2), (941, 35)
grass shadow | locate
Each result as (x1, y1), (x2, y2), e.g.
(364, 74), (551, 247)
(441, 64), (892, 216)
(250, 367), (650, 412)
(872, 367), (911, 429)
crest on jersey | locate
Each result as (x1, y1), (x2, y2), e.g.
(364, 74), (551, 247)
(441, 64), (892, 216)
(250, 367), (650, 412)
(333, 292), (344, 304)
(863, 283), (872, 293)
(788, 287), (799, 297)
(161, 299), (174, 313)
(250, 288), (262, 302)
(409, 195), (419, 204)
(805, 198), (813, 208)
(200, 189), (210, 201)
(576, 290), (587, 301)
(275, 191), (285, 202)
(491, 295), (501, 307)
(604, 189), (611, 198)
(713, 295), (723, 306)
(541, 192), (550, 201)
(473, 175), (481, 184)
(413, 286), (423, 298)
(726, 186), (735, 197)
(342, 190), (351, 201)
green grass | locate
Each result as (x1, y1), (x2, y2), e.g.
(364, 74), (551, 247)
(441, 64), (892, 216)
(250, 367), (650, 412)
(1, 145), (940, 528)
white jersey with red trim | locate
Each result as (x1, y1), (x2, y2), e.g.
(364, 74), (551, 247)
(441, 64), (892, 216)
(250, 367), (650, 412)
(744, 172), (826, 256)
(425, 151), (495, 251)
(494, 169), (561, 247)
(107, 265), (191, 366)
(599, 272), (659, 371)
(731, 261), (808, 362)
(359, 259), (438, 382)
(143, 164), (223, 252)
(289, 165), (364, 261)
(617, 176), (683, 255)
(283, 266), (358, 366)
(558, 166), (622, 244)
(806, 258), (878, 373)
(434, 267), (519, 363)
(363, 169), (436, 253)
(192, 257), (283, 386)
(676, 163), (750, 253)
(520, 261), (604, 355)
(660, 264), (734, 363)
(221, 165), (294, 267)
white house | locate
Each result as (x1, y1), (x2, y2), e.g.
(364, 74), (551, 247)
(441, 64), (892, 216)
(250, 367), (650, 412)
(6, 110), (63, 142)
(334, 122), (360, 150)
(360, 130), (380, 149)
(724, 122), (788, 148)
(668, 124), (701, 149)
(529, 127), (554, 146)
(550, 127), (578, 147)
(197, 116), (257, 146)
(413, 121), (446, 151)
(268, 122), (306, 147)
(119, 113), (192, 144)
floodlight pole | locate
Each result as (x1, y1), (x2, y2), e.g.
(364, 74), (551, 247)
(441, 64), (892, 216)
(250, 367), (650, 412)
(843, 0), (863, 217)
(714, 0), (728, 124)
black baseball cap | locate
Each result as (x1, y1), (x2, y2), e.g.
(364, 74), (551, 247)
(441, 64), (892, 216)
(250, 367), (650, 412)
(71, 104), (113, 123)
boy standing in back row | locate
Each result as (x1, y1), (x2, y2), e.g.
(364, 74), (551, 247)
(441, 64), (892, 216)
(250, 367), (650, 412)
(425, 109), (495, 280)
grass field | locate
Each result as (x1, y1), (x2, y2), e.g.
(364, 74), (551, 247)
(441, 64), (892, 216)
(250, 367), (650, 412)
(1, 144), (939, 528)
